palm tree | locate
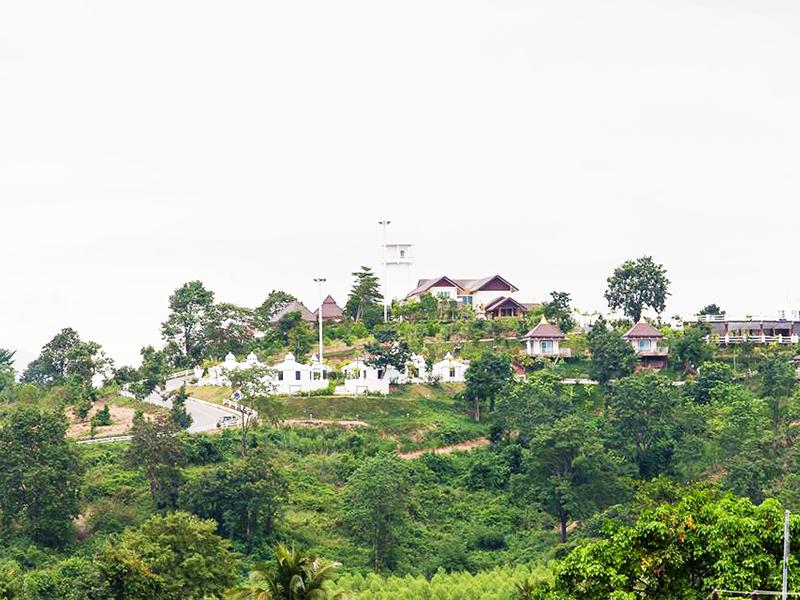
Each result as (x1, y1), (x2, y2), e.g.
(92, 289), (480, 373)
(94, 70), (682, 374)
(225, 544), (345, 600)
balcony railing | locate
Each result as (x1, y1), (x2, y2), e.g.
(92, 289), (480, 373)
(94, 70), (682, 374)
(636, 346), (669, 357)
(707, 334), (799, 345)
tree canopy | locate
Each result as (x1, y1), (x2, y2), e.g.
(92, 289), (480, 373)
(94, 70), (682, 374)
(0, 407), (83, 547)
(345, 266), (383, 328)
(604, 256), (670, 321)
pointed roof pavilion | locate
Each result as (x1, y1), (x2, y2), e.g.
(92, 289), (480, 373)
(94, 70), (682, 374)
(524, 316), (566, 340)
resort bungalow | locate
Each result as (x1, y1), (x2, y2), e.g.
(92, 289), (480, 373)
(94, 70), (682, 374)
(523, 317), (571, 358)
(483, 297), (536, 319)
(406, 275), (533, 318)
(269, 301), (317, 324)
(430, 353), (469, 382)
(622, 318), (669, 370)
(313, 295), (345, 323)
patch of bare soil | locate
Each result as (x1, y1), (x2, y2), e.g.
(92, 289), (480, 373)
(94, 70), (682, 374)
(66, 401), (146, 440)
(398, 436), (490, 460)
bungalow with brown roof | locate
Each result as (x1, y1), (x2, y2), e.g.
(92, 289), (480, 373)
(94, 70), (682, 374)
(269, 301), (317, 324)
(622, 318), (669, 370)
(313, 295), (344, 323)
(406, 275), (534, 318)
(523, 316), (571, 358)
(484, 297), (539, 319)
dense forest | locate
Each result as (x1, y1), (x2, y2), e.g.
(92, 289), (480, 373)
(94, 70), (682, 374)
(1, 261), (800, 599)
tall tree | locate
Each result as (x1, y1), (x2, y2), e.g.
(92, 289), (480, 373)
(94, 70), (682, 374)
(227, 366), (280, 457)
(180, 451), (286, 547)
(604, 256), (670, 321)
(542, 291), (576, 333)
(365, 326), (411, 372)
(607, 373), (681, 478)
(0, 407), (83, 547)
(698, 303), (725, 316)
(343, 454), (411, 571)
(161, 281), (215, 368)
(464, 352), (514, 421)
(127, 414), (185, 509)
(21, 328), (110, 387)
(586, 317), (637, 388)
(169, 385), (193, 429)
(671, 323), (712, 375)
(555, 491), (798, 599)
(689, 361), (734, 405)
(99, 512), (238, 600)
(526, 414), (624, 542)
(132, 345), (169, 399)
(256, 290), (297, 324)
(204, 303), (256, 359)
(0, 348), (14, 394)
(344, 266), (383, 325)
(0, 348), (15, 367)
(760, 352), (797, 432)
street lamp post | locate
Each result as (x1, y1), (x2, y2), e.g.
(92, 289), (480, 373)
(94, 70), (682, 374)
(378, 220), (391, 322)
(313, 278), (326, 373)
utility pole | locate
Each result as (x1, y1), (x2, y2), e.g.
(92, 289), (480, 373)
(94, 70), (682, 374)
(784, 509), (791, 600)
(378, 220), (391, 322)
(313, 277), (326, 372)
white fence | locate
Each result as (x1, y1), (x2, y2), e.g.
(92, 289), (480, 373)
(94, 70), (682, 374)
(708, 334), (799, 345)
(76, 435), (132, 445)
(222, 398), (258, 418)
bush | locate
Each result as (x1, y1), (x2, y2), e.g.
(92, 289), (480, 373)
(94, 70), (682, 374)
(465, 451), (510, 491)
(92, 404), (112, 427)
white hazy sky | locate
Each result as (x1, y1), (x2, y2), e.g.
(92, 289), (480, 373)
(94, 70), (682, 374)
(2, 1), (799, 368)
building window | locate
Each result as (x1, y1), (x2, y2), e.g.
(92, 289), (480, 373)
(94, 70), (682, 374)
(278, 372), (283, 381)
(295, 371), (301, 380)
(459, 296), (473, 305)
(449, 367), (456, 378)
(540, 340), (554, 354)
(637, 339), (652, 352)
(400, 249), (405, 258)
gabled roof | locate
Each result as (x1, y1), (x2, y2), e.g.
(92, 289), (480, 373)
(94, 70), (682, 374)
(406, 276), (460, 298)
(623, 318), (663, 339)
(524, 316), (566, 339)
(407, 275), (517, 298)
(313, 295), (344, 320)
(269, 301), (316, 324)
(484, 296), (530, 313)
(453, 275), (518, 294)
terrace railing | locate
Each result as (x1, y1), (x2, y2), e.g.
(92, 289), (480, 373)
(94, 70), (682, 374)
(707, 334), (799, 345)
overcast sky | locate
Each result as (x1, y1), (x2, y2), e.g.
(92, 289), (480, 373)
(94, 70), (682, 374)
(2, 0), (799, 368)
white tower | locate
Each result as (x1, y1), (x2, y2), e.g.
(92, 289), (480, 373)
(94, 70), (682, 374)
(382, 242), (414, 305)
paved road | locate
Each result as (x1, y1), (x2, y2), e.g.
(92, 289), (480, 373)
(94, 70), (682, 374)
(143, 377), (237, 433)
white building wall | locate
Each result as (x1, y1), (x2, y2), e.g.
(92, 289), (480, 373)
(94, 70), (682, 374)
(427, 286), (458, 300)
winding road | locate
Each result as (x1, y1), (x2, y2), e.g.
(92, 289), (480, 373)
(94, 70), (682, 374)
(146, 377), (238, 433)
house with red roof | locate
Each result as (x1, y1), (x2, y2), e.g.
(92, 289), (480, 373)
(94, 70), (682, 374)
(523, 316), (571, 358)
(406, 275), (534, 318)
(622, 317), (669, 370)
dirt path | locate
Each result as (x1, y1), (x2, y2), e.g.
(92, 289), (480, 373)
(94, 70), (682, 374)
(398, 437), (490, 460)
